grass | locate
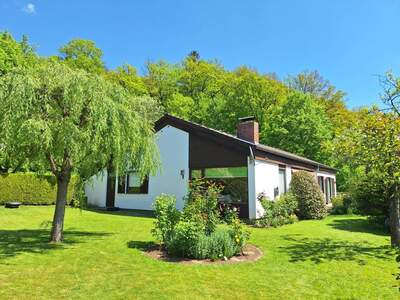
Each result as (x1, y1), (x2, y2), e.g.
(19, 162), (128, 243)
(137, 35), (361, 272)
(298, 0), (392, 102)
(0, 206), (398, 299)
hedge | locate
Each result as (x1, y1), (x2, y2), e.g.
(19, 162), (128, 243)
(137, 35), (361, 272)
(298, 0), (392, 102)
(0, 172), (78, 205)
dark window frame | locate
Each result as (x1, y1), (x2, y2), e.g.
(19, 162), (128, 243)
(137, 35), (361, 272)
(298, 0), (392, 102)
(278, 167), (287, 194)
(189, 167), (248, 204)
(117, 172), (149, 195)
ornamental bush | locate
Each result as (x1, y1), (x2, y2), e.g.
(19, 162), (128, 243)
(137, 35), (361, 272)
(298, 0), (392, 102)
(0, 172), (78, 205)
(152, 194), (181, 245)
(290, 171), (327, 219)
(255, 192), (298, 227)
(183, 179), (221, 235)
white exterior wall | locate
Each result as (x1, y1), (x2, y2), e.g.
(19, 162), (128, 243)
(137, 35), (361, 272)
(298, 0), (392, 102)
(84, 170), (108, 207)
(85, 125), (189, 211)
(248, 159), (282, 219)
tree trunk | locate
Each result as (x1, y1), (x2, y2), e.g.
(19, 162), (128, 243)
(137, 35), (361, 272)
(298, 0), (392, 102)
(50, 173), (71, 243)
(389, 188), (400, 247)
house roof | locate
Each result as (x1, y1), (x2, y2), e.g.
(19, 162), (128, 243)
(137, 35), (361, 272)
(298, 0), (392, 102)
(155, 114), (337, 173)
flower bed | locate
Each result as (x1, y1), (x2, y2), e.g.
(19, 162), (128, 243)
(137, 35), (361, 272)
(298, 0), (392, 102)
(144, 244), (262, 265)
(152, 180), (251, 261)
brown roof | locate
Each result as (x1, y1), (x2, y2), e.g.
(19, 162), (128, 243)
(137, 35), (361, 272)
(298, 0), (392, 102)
(155, 114), (337, 173)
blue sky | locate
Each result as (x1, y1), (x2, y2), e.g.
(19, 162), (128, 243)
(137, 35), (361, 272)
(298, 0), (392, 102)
(1, 0), (399, 108)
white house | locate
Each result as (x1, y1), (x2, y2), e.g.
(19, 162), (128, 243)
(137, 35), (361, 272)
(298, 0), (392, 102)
(85, 114), (337, 219)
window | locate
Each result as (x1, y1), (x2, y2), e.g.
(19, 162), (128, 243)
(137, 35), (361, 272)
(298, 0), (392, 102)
(318, 176), (335, 204)
(278, 167), (287, 195)
(325, 178), (331, 203)
(117, 175), (126, 193)
(204, 167), (247, 178)
(189, 167), (248, 204)
(318, 176), (324, 193)
(117, 171), (149, 194)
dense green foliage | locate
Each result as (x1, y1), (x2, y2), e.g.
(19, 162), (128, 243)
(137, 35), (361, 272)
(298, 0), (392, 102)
(290, 171), (327, 219)
(330, 193), (357, 215)
(255, 192), (298, 227)
(264, 91), (332, 161)
(0, 173), (78, 205)
(0, 61), (160, 180)
(152, 181), (249, 260)
(0, 206), (397, 299)
(59, 39), (105, 74)
(0, 32), (36, 76)
(334, 109), (400, 245)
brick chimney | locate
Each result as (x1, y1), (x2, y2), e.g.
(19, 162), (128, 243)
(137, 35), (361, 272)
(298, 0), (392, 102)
(237, 116), (259, 144)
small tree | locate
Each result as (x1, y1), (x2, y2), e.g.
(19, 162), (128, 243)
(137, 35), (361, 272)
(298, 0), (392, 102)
(357, 111), (400, 246)
(290, 171), (327, 219)
(0, 61), (160, 242)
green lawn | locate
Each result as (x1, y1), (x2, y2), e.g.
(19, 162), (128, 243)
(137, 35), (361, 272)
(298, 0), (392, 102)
(0, 206), (398, 299)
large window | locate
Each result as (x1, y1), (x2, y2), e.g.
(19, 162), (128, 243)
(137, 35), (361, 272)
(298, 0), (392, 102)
(190, 167), (248, 204)
(278, 167), (287, 196)
(117, 171), (149, 194)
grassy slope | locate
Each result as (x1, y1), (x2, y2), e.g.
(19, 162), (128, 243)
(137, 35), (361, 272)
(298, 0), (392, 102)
(0, 206), (397, 299)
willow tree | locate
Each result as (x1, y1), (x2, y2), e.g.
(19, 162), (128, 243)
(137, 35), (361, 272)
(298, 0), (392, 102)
(0, 61), (160, 242)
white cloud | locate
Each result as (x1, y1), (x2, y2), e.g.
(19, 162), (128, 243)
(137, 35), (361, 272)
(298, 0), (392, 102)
(22, 3), (36, 14)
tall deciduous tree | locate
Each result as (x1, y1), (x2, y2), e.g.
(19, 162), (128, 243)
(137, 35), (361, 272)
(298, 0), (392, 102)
(219, 66), (287, 133)
(381, 71), (400, 117)
(286, 70), (355, 134)
(264, 91), (333, 162)
(0, 61), (160, 242)
(106, 64), (147, 96)
(59, 39), (105, 74)
(0, 31), (36, 76)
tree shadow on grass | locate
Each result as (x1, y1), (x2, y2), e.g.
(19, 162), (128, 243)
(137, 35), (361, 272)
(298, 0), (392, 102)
(280, 234), (394, 265)
(127, 240), (158, 251)
(0, 229), (110, 261)
(327, 217), (388, 236)
(84, 208), (155, 218)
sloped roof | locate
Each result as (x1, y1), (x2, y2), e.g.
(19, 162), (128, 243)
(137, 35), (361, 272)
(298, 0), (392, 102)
(155, 114), (336, 173)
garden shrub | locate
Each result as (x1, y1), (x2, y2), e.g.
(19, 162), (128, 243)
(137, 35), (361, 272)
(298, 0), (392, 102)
(255, 192), (298, 227)
(290, 171), (327, 219)
(0, 172), (78, 205)
(330, 193), (356, 215)
(193, 228), (238, 260)
(350, 171), (388, 218)
(183, 179), (221, 235)
(166, 220), (203, 258)
(152, 180), (250, 260)
(152, 194), (181, 245)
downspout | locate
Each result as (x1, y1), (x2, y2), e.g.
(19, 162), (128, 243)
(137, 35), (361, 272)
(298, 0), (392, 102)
(249, 146), (255, 165)
(248, 145), (256, 219)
